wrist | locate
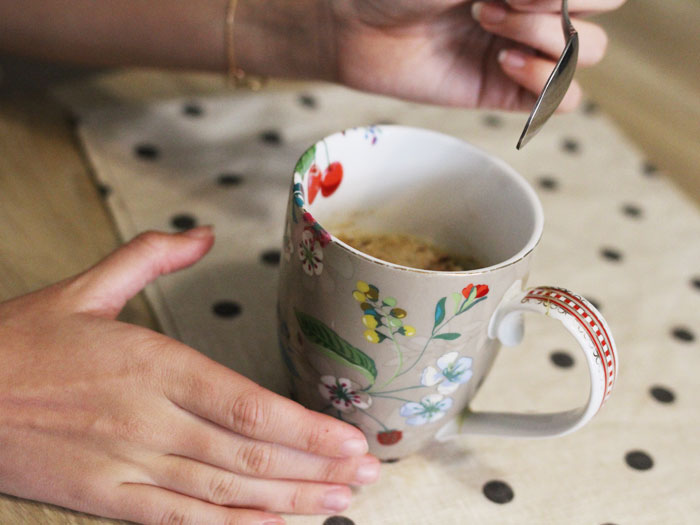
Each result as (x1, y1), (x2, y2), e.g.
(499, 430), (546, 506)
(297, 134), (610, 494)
(233, 0), (337, 81)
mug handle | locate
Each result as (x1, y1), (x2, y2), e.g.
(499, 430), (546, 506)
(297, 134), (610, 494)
(435, 286), (618, 440)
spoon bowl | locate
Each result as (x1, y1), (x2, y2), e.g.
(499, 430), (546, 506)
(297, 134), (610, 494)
(517, 0), (579, 150)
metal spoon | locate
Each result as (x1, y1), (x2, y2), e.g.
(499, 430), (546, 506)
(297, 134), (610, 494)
(516, 0), (579, 150)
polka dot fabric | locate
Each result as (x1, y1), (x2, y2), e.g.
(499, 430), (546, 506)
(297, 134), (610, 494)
(77, 83), (700, 524)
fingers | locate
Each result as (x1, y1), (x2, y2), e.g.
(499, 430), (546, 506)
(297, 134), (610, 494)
(112, 483), (283, 525)
(170, 411), (380, 486)
(498, 49), (583, 111)
(470, 0), (605, 111)
(73, 227), (215, 317)
(472, 2), (608, 66)
(150, 455), (353, 515)
(167, 357), (369, 459)
(504, 0), (626, 14)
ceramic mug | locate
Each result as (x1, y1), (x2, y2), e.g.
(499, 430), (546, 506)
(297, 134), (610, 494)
(277, 126), (618, 459)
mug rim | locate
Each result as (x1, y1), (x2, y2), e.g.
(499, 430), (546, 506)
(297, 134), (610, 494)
(295, 125), (545, 276)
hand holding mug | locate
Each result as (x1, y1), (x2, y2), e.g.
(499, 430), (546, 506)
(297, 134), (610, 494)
(0, 228), (380, 524)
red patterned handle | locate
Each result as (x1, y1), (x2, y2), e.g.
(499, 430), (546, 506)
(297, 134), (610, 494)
(437, 286), (618, 440)
(522, 287), (617, 404)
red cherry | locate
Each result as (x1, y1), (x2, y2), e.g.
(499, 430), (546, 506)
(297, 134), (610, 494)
(321, 162), (343, 197)
(377, 429), (402, 445)
(307, 168), (321, 204)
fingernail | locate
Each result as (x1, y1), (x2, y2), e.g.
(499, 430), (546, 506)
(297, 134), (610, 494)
(262, 520), (285, 525)
(475, 2), (507, 24)
(498, 49), (526, 69)
(181, 225), (213, 239)
(323, 488), (351, 512)
(355, 461), (380, 484)
(339, 438), (368, 457)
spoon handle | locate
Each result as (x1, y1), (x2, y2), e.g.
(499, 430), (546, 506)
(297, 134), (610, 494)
(562, 0), (577, 38)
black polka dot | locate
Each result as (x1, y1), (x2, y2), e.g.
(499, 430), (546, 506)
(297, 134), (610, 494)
(550, 351), (575, 368)
(585, 297), (602, 311)
(96, 184), (111, 198)
(582, 100), (599, 115)
(600, 248), (623, 262)
(134, 143), (160, 160)
(642, 161), (658, 176)
(691, 277), (700, 291)
(260, 130), (282, 145)
(625, 450), (653, 471)
(562, 138), (580, 154)
(538, 176), (559, 191)
(483, 480), (514, 504)
(212, 301), (242, 318)
(260, 249), (281, 266)
(182, 102), (204, 117)
(650, 385), (675, 404)
(381, 458), (400, 464)
(323, 517), (355, 525)
(298, 94), (317, 109)
(483, 114), (503, 127)
(671, 326), (695, 342)
(217, 172), (244, 186)
(171, 214), (197, 231)
(622, 203), (643, 218)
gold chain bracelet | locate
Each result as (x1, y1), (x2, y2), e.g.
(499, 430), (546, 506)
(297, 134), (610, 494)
(225, 0), (266, 90)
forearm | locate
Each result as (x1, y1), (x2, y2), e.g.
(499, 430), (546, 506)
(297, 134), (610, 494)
(235, 0), (336, 80)
(0, 0), (336, 80)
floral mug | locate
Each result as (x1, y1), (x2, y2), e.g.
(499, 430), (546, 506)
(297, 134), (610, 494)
(277, 126), (618, 460)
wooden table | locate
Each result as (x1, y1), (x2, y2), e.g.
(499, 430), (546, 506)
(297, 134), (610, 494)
(1, 2), (697, 519)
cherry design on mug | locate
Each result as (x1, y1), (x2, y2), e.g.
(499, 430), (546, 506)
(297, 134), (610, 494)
(307, 164), (321, 204)
(377, 429), (403, 445)
(321, 162), (343, 196)
(307, 162), (344, 204)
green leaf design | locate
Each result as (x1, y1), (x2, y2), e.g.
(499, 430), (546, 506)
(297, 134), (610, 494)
(295, 310), (377, 385)
(459, 296), (487, 315)
(433, 332), (461, 340)
(434, 297), (446, 328)
(450, 292), (462, 313)
(294, 144), (316, 178)
(458, 286), (478, 313)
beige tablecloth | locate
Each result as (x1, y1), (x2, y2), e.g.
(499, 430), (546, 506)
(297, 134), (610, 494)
(77, 83), (700, 524)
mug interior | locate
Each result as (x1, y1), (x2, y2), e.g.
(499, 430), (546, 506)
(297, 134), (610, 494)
(304, 126), (543, 272)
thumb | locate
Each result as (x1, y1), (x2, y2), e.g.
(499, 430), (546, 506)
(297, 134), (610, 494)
(73, 227), (215, 317)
